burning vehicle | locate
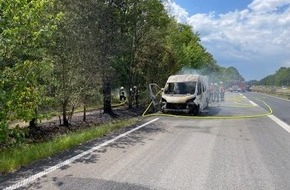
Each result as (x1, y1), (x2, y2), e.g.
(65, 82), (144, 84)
(160, 74), (209, 115)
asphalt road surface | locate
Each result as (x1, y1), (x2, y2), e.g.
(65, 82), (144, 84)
(245, 92), (290, 125)
(1, 92), (290, 190)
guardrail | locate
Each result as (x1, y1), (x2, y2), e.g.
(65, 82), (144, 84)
(251, 85), (290, 100)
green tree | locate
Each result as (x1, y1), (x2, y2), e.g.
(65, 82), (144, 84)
(110, 0), (172, 107)
(132, 0), (172, 88)
(0, 0), (60, 143)
(259, 67), (290, 86)
(224, 66), (244, 82)
(51, 0), (86, 126)
(166, 22), (218, 77)
(275, 67), (290, 86)
(49, 0), (105, 125)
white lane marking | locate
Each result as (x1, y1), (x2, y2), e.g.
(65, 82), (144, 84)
(249, 100), (258, 106)
(240, 94), (258, 106)
(4, 118), (160, 190)
(268, 115), (290, 134)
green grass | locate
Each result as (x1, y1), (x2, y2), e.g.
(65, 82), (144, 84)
(0, 118), (139, 174)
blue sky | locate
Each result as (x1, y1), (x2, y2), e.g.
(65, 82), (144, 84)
(163, 0), (290, 81)
(173, 0), (253, 15)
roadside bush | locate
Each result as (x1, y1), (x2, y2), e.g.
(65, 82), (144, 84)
(0, 122), (9, 145)
(0, 122), (27, 148)
(9, 125), (26, 144)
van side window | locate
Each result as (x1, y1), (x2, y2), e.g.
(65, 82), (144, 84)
(197, 82), (202, 95)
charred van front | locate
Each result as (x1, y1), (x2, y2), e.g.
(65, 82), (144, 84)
(160, 74), (208, 115)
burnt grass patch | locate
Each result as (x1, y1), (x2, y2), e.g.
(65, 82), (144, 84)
(0, 106), (145, 150)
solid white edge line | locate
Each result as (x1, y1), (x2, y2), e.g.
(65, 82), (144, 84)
(249, 100), (258, 107)
(4, 118), (160, 190)
(268, 115), (290, 134)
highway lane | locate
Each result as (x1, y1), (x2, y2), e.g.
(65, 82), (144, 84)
(244, 92), (290, 125)
(1, 92), (290, 190)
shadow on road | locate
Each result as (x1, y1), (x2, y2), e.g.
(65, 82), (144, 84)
(0, 122), (165, 190)
(52, 177), (154, 190)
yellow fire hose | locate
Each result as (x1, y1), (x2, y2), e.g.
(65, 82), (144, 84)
(142, 93), (273, 120)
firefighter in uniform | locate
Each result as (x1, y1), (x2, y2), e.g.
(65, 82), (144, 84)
(133, 86), (140, 108)
(213, 83), (219, 102)
(219, 82), (225, 101)
(209, 83), (214, 102)
(119, 86), (126, 102)
(129, 86), (140, 108)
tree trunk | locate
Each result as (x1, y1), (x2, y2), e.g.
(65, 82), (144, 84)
(103, 81), (113, 114)
(29, 108), (38, 129)
(62, 100), (69, 127)
(68, 105), (75, 123)
(83, 104), (86, 122)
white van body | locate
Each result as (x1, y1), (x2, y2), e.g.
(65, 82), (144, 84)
(160, 74), (209, 115)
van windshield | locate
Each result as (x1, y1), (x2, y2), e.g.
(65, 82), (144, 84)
(164, 82), (196, 94)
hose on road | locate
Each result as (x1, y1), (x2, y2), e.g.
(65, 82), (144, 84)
(142, 93), (273, 120)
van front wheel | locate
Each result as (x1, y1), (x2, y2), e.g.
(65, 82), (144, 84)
(192, 105), (200, 116)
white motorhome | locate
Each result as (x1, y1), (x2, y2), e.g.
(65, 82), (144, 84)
(160, 74), (209, 115)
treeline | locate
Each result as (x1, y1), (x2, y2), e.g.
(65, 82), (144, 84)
(0, 0), (224, 143)
(258, 67), (290, 86)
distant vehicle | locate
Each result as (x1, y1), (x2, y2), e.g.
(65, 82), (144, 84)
(160, 74), (209, 115)
(245, 84), (252, 92)
(230, 84), (240, 92)
(229, 81), (245, 92)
